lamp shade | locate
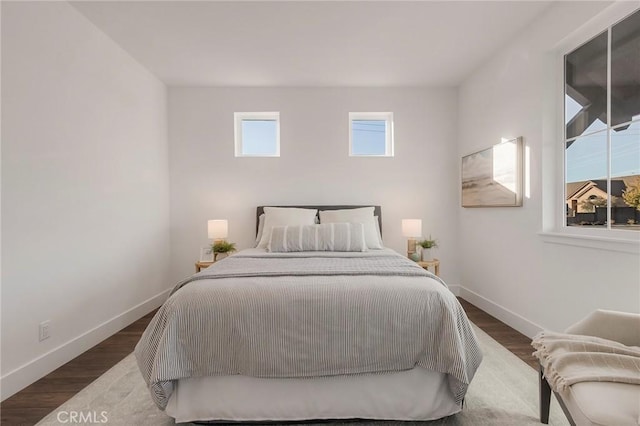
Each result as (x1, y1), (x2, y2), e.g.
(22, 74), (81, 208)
(208, 219), (228, 239)
(401, 219), (422, 237)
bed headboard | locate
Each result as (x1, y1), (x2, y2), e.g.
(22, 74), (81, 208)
(256, 205), (382, 235)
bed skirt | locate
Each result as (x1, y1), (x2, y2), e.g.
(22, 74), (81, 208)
(165, 367), (460, 423)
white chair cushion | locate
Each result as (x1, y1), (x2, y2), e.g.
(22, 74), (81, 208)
(560, 381), (640, 426)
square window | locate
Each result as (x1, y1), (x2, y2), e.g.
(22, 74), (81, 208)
(349, 112), (394, 157)
(234, 112), (280, 157)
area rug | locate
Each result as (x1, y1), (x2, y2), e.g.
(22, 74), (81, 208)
(36, 324), (569, 426)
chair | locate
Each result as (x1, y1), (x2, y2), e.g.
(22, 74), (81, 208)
(539, 309), (640, 426)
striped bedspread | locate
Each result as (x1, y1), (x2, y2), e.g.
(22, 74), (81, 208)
(135, 249), (482, 410)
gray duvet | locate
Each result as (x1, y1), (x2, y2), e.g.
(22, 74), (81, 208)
(135, 249), (482, 410)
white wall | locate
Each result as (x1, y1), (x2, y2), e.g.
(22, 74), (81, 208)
(168, 87), (459, 284)
(457, 1), (639, 337)
(1, 2), (171, 399)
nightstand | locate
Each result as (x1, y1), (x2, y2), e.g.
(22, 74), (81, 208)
(195, 261), (214, 273)
(418, 259), (440, 277)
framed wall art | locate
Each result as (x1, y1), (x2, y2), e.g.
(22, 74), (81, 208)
(461, 137), (524, 207)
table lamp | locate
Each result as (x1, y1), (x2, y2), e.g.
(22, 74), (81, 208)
(402, 219), (422, 258)
(208, 219), (228, 244)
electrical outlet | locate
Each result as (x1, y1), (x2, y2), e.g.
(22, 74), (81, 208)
(39, 320), (51, 341)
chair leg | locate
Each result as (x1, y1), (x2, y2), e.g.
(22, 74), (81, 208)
(539, 365), (551, 424)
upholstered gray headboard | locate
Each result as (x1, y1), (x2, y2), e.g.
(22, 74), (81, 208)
(256, 205), (382, 236)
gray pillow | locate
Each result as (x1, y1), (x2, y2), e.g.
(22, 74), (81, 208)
(268, 223), (367, 252)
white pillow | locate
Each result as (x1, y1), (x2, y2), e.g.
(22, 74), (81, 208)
(257, 207), (318, 249)
(374, 215), (383, 245)
(319, 207), (383, 249)
(268, 223), (367, 252)
(255, 213), (265, 246)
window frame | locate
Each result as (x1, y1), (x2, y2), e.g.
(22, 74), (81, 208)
(348, 112), (394, 157)
(541, 3), (640, 252)
(234, 112), (280, 157)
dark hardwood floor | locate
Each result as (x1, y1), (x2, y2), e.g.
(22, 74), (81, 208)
(0, 298), (536, 426)
(458, 299), (537, 369)
(0, 310), (157, 426)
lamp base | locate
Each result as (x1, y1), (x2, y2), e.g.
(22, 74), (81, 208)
(406, 238), (417, 258)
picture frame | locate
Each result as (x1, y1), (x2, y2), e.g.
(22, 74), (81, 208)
(199, 247), (214, 263)
(461, 137), (524, 207)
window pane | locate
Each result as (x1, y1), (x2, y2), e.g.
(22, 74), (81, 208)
(565, 31), (608, 140)
(612, 121), (640, 230)
(352, 120), (387, 155)
(611, 9), (640, 127)
(241, 119), (277, 155)
(566, 130), (608, 228)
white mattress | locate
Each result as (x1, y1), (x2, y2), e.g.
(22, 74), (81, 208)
(166, 367), (461, 423)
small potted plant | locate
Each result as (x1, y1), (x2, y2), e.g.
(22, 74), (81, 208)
(211, 240), (236, 261)
(418, 236), (438, 261)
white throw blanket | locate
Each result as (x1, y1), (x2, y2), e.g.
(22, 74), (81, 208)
(532, 331), (640, 392)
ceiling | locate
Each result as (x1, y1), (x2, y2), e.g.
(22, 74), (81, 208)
(70, 1), (554, 87)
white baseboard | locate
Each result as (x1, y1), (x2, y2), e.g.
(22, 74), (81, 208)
(0, 287), (171, 401)
(458, 286), (544, 339)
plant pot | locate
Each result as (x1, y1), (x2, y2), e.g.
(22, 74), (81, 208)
(214, 252), (230, 262)
(421, 248), (433, 261)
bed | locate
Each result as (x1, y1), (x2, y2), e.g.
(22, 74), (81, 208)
(135, 205), (482, 423)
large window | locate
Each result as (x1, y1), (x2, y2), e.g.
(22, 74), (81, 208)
(234, 112), (280, 157)
(349, 112), (394, 157)
(564, 9), (640, 231)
